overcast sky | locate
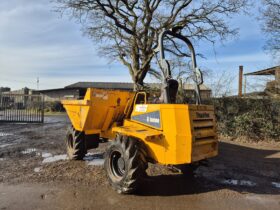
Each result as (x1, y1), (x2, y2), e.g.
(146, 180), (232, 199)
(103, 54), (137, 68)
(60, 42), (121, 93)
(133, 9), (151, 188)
(0, 0), (277, 92)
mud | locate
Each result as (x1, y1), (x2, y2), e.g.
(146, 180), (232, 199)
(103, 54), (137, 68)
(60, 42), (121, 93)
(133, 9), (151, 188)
(0, 115), (279, 210)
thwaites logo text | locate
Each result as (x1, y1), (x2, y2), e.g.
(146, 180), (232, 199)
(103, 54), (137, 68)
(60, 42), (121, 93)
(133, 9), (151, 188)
(132, 111), (161, 128)
(196, 112), (210, 119)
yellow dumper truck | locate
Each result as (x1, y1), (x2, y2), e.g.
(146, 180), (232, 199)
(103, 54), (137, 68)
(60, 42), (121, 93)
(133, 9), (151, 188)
(62, 28), (218, 194)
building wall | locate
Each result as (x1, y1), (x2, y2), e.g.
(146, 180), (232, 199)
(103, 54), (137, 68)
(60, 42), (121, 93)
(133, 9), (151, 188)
(5, 88), (29, 95)
(183, 90), (212, 99)
(276, 67), (280, 91)
(265, 67), (280, 95)
(0, 87), (11, 93)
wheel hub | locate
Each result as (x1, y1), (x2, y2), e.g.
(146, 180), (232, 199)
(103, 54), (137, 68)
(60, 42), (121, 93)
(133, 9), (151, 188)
(111, 151), (126, 178)
(117, 157), (125, 171)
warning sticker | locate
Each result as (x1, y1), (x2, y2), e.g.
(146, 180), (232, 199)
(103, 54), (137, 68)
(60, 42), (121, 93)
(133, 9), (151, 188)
(135, 105), (148, 112)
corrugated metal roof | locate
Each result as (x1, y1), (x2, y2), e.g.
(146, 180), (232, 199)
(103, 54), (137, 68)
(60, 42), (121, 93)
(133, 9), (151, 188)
(65, 82), (134, 90)
(65, 82), (211, 91)
(244, 66), (280, 76)
(39, 87), (80, 93)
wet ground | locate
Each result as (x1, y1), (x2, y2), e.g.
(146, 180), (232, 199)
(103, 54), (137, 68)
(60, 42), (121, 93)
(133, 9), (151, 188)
(0, 115), (279, 210)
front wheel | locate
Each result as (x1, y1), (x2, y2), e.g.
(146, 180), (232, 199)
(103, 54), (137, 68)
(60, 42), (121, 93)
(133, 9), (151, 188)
(104, 134), (147, 194)
(65, 126), (86, 160)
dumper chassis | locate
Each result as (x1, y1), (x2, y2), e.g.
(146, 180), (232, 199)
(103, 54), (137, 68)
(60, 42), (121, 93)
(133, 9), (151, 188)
(62, 28), (218, 194)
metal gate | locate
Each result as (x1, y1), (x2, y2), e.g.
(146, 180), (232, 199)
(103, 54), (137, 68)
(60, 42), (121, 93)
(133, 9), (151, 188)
(0, 94), (44, 123)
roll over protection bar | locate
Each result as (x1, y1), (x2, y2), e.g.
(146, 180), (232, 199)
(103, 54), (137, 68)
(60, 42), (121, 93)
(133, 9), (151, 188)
(156, 28), (203, 104)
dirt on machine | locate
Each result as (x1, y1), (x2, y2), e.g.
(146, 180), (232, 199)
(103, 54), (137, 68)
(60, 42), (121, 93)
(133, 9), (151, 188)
(62, 28), (218, 194)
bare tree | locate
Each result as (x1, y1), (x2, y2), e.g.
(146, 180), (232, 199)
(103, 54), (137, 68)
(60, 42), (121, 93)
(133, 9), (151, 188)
(56, 0), (249, 90)
(260, 0), (280, 60)
(208, 70), (235, 98)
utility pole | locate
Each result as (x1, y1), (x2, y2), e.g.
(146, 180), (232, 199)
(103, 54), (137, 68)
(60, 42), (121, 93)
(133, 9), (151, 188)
(238, 66), (243, 97)
(37, 77), (39, 90)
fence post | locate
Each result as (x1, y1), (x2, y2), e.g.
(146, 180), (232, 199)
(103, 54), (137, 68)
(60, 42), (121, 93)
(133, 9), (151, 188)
(41, 95), (44, 123)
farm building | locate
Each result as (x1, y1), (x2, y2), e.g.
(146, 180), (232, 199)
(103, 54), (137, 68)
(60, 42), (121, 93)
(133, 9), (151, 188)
(62, 82), (212, 101)
(40, 82), (212, 101)
(2, 82), (212, 102)
(244, 65), (280, 97)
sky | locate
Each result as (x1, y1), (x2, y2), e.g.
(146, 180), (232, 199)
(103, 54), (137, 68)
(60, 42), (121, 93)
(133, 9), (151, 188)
(0, 0), (277, 94)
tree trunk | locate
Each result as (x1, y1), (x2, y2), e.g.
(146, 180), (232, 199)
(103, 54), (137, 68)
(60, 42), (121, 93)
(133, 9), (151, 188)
(133, 76), (144, 91)
(132, 64), (150, 91)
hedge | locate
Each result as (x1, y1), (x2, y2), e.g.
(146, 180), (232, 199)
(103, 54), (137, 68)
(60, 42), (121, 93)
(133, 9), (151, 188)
(213, 98), (280, 141)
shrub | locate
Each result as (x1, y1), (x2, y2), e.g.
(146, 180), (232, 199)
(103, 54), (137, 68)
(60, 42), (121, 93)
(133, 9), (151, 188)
(213, 98), (280, 141)
(44, 101), (65, 112)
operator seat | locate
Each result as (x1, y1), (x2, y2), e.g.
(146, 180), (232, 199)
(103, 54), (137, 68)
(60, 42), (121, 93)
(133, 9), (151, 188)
(167, 78), (179, 103)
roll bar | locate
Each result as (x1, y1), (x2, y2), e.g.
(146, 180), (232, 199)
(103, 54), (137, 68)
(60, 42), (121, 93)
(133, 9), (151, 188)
(156, 28), (203, 104)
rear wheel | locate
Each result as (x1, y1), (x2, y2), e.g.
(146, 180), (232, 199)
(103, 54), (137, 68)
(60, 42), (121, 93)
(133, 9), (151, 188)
(65, 126), (86, 160)
(104, 134), (147, 194)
